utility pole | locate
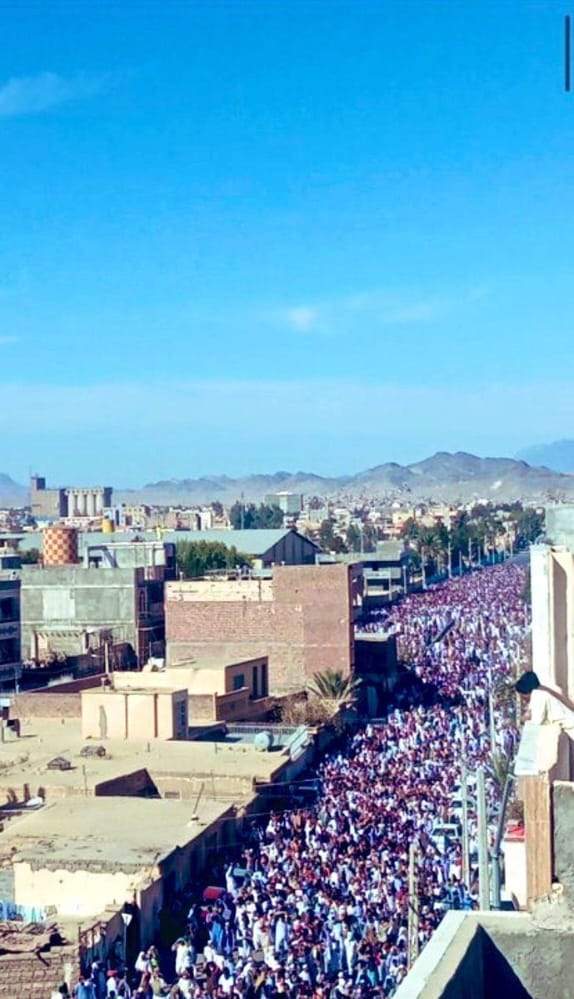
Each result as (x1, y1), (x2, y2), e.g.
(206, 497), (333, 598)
(488, 681), (497, 759)
(460, 716), (470, 889)
(491, 770), (515, 910)
(421, 547), (427, 590)
(407, 841), (420, 969)
(447, 542), (452, 578)
(477, 767), (490, 910)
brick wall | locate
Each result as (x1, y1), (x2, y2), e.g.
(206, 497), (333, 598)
(188, 694), (216, 720)
(13, 675), (104, 720)
(0, 940), (80, 999)
(166, 563), (354, 692)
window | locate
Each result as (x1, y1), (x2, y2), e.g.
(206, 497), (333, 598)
(233, 673), (245, 691)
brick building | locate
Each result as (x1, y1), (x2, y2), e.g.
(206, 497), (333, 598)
(165, 562), (363, 692)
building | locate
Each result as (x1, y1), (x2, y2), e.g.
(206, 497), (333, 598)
(166, 562), (363, 692)
(81, 682), (189, 740)
(160, 527), (319, 568)
(81, 536), (177, 578)
(143, 654), (272, 723)
(21, 557), (165, 669)
(264, 492), (304, 516)
(18, 527), (320, 570)
(0, 575), (20, 681)
(30, 475), (112, 522)
(0, 536), (21, 681)
(530, 505), (574, 699)
(335, 541), (409, 605)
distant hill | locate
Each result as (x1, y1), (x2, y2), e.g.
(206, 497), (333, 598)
(516, 440), (574, 474)
(0, 473), (27, 507)
(3, 451), (572, 508)
(115, 451), (574, 505)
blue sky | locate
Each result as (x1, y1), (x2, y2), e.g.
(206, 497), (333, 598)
(1, 0), (573, 486)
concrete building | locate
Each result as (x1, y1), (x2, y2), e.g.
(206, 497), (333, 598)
(530, 505), (574, 699)
(264, 492), (304, 515)
(81, 536), (177, 578)
(141, 654), (272, 723)
(0, 537), (21, 681)
(0, 575), (20, 681)
(336, 541), (409, 605)
(21, 563), (165, 667)
(30, 475), (112, 522)
(165, 562), (363, 692)
(81, 683), (189, 741)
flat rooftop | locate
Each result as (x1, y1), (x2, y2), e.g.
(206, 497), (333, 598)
(164, 654), (266, 672)
(0, 797), (231, 871)
(0, 717), (287, 800)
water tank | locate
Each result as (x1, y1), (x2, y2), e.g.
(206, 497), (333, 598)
(101, 518), (115, 534)
(43, 525), (79, 566)
(253, 730), (274, 752)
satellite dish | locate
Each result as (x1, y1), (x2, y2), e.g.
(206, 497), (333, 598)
(253, 730), (274, 752)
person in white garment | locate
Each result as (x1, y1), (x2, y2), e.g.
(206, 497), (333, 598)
(515, 671), (574, 740)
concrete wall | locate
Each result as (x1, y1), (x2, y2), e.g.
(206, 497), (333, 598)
(21, 565), (141, 657)
(396, 911), (574, 999)
(13, 860), (138, 918)
(530, 545), (553, 684)
(81, 688), (188, 740)
(530, 544), (574, 700)
(166, 563), (355, 692)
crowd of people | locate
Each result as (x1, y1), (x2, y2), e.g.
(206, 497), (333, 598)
(71, 561), (530, 999)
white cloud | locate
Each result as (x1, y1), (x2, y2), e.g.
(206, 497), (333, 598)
(276, 286), (487, 333)
(0, 72), (106, 119)
(378, 296), (452, 325)
(283, 306), (321, 331)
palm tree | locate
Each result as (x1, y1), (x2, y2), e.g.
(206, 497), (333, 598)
(306, 669), (362, 717)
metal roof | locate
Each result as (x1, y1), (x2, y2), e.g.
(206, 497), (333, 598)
(18, 527), (316, 557)
(82, 528), (297, 556)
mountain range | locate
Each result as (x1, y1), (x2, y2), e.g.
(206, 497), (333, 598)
(2, 451), (573, 508)
(115, 451), (574, 504)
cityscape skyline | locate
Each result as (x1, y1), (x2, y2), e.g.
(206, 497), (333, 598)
(1, 1), (573, 484)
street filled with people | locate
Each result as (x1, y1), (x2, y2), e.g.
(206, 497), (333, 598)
(74, 561), (529, 999)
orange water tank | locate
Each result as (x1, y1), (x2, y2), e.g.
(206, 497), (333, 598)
(43, 525), (79, 566)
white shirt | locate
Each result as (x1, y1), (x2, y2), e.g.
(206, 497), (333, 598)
(530, 687), (574, 738)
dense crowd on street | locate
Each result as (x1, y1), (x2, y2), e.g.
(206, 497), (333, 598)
(71, 561), (529, 999)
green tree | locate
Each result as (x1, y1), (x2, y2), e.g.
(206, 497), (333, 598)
(229, 502), (284, 530)
(175, 541), (251, 579)
(512, 507), (544, 547)
(317, 518), (348, 554)
(19, 548), (40, 564)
